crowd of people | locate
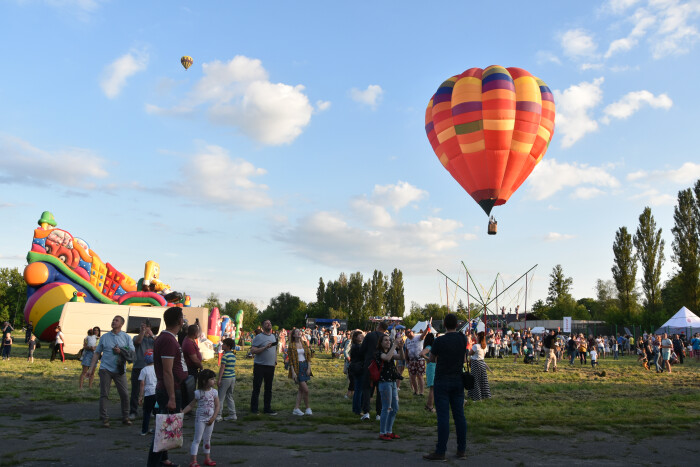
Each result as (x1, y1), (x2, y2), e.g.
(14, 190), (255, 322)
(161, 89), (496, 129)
(5, 313), (700, 464)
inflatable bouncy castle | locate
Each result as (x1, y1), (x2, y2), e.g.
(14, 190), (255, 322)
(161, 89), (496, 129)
(24, 211), (191, 342)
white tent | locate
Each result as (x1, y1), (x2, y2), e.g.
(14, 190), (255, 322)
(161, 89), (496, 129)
(412, 320), (437, 334)
(530, 326), (546, 334)
(655, 307), (700, 335)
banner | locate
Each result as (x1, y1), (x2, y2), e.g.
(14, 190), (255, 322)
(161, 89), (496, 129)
(563, 317), (572, 333)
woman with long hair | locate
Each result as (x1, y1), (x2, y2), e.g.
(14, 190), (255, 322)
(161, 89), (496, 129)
(467, 331), (491, 402)
(288, 328), (313, 415)
(375, 334), (405, 440)
(349, 330), (365, 415)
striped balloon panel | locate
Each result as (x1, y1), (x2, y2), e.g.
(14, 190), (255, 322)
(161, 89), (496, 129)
(425, 65), (555, 214)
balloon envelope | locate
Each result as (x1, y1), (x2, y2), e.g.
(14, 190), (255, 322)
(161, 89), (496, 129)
(181, 56), (193, 70)
(425, 66), (555, 215)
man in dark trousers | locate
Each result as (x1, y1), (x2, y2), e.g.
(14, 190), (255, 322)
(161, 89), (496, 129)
(147, 307), (188, 467)
(358, 320), (388, 421)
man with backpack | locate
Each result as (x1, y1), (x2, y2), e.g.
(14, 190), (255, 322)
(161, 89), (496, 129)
(358, 321), (388, 421)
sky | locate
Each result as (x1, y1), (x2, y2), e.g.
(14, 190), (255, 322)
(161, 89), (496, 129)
(2, 0), (700, 315)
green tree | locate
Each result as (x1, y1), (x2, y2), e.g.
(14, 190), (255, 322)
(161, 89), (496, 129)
(223, 299), (261, 330)
(0, 267), (27, 325)
(261, 292), (307, 329)
(315, 277), (327, 315)
(547, 264), (573, 305)
(633, 207), (665, 322)
(384, 268), (405, 317)
(671, 186), (700, 311)
(612, 226), (638, 321)
(366, 270), (387, 317)
(200, 292), (223, 312)
(347, 272), (366, 328)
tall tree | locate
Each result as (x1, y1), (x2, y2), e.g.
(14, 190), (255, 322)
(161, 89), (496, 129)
(671, 187), (700, 311)
(315, 277), (326, 314)
(547, 264), (572, 305)
(612, 226), (638, 321)
(347, 272), (366, 328)
(385, 268), (405, 317)
(633, 207), (665, 318)
(261, 292), (307, 329)
(366, 270), (387, 317)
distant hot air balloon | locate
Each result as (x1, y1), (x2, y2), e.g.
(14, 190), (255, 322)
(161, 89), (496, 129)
(181, 56), (193, 70)
(425, 66), (555, 234)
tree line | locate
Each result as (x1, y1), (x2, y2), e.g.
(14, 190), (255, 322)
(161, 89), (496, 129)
(533, 179), (700, 331)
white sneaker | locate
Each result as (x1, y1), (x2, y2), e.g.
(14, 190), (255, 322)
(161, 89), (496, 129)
(224, 415), (237, 421)
(304, 408), (313, 415)
(376, 415), (381, 421)
(292, 408), (304, 416)
(361, 413), (370, 420)
(215, 417), (223, 422)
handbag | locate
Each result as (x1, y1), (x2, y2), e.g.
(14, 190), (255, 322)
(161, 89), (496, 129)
(461, 364), (475, 390)
(153, 412), (184, 452)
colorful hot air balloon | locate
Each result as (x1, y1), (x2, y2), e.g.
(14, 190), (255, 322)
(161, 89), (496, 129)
(425, 66), (555, 218)
(181, 56), (193, 70)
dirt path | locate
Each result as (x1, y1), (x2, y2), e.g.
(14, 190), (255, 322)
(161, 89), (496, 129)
(1, 400), (697, 466)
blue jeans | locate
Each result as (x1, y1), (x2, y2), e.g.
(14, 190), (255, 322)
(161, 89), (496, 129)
(434, 375), (467, 455)
(378, 381), (398, 435)
(352, 375), (363, 414)
(652, 352), (661, 371)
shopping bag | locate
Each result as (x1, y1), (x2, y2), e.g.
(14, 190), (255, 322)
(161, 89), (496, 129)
(153, 412), (184, 452)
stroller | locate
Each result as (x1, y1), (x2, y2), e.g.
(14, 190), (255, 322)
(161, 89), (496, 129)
(523, 347), (536, 364)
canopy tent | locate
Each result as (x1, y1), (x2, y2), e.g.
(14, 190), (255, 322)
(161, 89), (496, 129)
(654, 307), (700, 335)
(412, 320), (437, 334)
(530, 326), (546, 334)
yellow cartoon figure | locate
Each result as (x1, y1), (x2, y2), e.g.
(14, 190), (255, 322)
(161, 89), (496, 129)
(143, 261), (183, 303)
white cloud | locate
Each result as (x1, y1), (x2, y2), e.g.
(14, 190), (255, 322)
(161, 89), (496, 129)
(561, 29), (598, 57)
(601, 90), (672, 123)
(316, 100), (331, 112)
(535, 51), (562, 65)
(650, 0), (700, 58)
(100, 50), (148, 99)
(176, 144), (272, 209)
(371, 181), (427, 211)
(572, 187), (605, 199)
(544, 232), (576, 242)
(277, 211), (464, 272)
(605, 7), (655, 57)
(151, 56), (317, 146)
(553, 78), (604, 148)
(627, 162), (700, 184)
(580, 63), (604, 70)
(0, 133), (108, 188)
(276, 184), (468, 271)
(629, 188), (676, 205)
(350, 85), (383, 109)
(607, 0), (642, 13)
(527, 158), (620, 200)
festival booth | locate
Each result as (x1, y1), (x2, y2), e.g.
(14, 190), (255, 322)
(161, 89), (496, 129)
(654, 307), (700, 336)
(530, 326), (546, 335)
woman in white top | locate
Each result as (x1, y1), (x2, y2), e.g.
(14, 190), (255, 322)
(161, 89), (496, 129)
(51, 326), (65, 363)
(288, 329), (313, 415)
(467, 331), (491, 402)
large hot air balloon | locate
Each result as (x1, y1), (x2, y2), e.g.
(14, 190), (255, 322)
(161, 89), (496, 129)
(425, 66), (555, 233)
(181, 55), (193, 70)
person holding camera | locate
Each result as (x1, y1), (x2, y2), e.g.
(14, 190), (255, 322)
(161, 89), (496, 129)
(87, 315), (135, 428)
(250, 320), (278, 415)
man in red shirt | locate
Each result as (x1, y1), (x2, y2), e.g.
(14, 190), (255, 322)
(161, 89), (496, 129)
(147, 307), (188, 467)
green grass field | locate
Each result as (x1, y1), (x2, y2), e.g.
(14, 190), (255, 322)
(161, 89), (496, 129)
(2, 331), (699, 441)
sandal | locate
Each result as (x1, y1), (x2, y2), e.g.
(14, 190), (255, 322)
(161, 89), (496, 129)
(424, 405), (436, 413)
(203, 461), (217, 467)
(189, 462), (200, 467)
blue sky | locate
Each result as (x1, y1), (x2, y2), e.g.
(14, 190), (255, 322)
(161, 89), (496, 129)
(2, 0), (700, 314)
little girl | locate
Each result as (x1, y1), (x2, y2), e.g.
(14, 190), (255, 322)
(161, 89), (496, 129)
(183, 369), (220, 467)
(590, 348), (598, 368)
